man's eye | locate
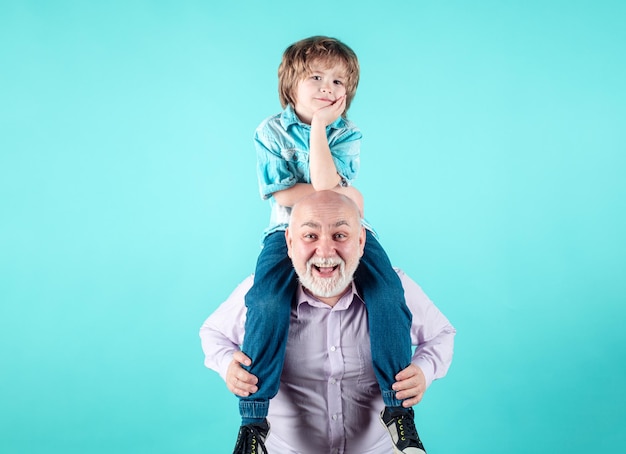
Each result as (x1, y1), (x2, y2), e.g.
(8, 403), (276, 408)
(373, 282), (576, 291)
(334, 233), (347, 240)
(304, 234), (317, 240)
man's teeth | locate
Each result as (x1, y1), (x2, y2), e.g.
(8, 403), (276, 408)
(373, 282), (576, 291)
(314, 265), (337, 273)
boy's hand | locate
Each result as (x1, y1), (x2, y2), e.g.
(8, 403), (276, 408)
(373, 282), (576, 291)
(312, 95), (346, 127)
(226, 351), (259, 397)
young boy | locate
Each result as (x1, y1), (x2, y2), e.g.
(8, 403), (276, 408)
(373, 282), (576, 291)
(234, 36), (424, 454)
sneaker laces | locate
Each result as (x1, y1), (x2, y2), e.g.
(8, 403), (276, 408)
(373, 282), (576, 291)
(235, 423), (269, 454)
(394, 412), (421, 450)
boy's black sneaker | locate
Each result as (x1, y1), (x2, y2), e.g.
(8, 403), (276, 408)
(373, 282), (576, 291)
(380, 407), (426, 454)
(232, 419), (270, 454)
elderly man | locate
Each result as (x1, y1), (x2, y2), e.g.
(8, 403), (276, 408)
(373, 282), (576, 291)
(200, 191), (455, 454)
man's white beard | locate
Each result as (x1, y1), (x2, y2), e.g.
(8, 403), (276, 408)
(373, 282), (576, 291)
(298, 256), (354, 298)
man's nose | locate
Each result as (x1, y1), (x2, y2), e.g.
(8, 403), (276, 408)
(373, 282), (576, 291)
(316, 237), (335, 256)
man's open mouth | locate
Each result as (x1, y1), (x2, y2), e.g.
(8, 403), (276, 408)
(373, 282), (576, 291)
(313, 265), (339, 275)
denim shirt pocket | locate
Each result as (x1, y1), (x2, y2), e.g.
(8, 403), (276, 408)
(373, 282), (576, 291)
(280, 147), (310, 183)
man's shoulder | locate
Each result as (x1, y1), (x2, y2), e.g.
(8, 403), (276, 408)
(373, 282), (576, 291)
(393, 267), (422, 291)
(225, 274), (255, 303)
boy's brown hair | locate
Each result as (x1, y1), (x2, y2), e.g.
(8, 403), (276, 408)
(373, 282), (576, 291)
(278, 36), (360, 115)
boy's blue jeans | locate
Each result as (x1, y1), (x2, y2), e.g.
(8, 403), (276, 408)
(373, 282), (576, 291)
(240, 230), (412, 420)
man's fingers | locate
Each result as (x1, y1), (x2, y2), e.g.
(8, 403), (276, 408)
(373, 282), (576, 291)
(395, 369), (411, 381)
(396, 386), (424, 405)
(230, 359), (258, 385)
(233, 350), (252, 367)
(395, 385), (424, 399)
(401, 393), (423, 407)
(393, 376), (419, 391)
(225, 352), (258, 397)
(228, 372), (258, 397)
(395, 365), (419, 381)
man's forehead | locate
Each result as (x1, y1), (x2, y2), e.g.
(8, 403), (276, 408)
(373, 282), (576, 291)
(290, 194), (361, 228)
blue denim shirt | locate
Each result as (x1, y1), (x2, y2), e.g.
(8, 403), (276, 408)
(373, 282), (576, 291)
(255, 105), (366, 238)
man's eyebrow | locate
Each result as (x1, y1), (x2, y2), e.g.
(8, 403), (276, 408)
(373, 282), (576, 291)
(300, 220), (351, 228)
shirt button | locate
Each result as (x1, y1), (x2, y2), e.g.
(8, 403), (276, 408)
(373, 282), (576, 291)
(330, 378), (336, 384)
(330, 346), (336, 352)
(332, 414), (338, 420)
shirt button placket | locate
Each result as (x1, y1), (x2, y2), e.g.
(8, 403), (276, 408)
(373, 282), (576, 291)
(327, 310), (344, 451)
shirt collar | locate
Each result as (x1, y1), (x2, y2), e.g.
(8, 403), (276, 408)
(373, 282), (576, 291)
(295, 281), (364, 316)
(280, 104), (346, 130)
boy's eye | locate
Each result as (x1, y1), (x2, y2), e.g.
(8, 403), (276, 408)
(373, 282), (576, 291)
(312, 75), (322, 81)
(333, 80), (344, 85)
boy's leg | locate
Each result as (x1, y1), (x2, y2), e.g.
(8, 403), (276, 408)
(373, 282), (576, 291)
(355, 230), (412, 406)
(356, 231), (426, 453)
(239, 232), (297, 424)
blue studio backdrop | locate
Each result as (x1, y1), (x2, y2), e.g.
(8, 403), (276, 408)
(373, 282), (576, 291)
(1, 1), (625, 453)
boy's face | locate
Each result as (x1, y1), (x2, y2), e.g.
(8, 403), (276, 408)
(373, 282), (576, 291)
(293, 60), (348, 124)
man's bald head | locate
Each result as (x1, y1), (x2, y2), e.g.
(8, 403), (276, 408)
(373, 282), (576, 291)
(289, 190), (362, 229)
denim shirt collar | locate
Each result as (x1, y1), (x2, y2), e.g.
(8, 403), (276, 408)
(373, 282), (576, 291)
(280, 104), (346, 130)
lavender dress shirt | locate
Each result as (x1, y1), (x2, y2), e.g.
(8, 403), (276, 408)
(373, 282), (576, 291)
(200, 269), (456, 454)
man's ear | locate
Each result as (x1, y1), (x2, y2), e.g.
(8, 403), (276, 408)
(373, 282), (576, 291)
(285, 228), (292, 257)
(358, 226), (366, 257)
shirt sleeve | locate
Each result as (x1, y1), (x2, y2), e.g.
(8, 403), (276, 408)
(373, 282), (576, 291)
(398, 269), (456, 389)
(329, 126), (362, 184)
(199, 276), (253, 381)
(254, 125), (298, 200)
